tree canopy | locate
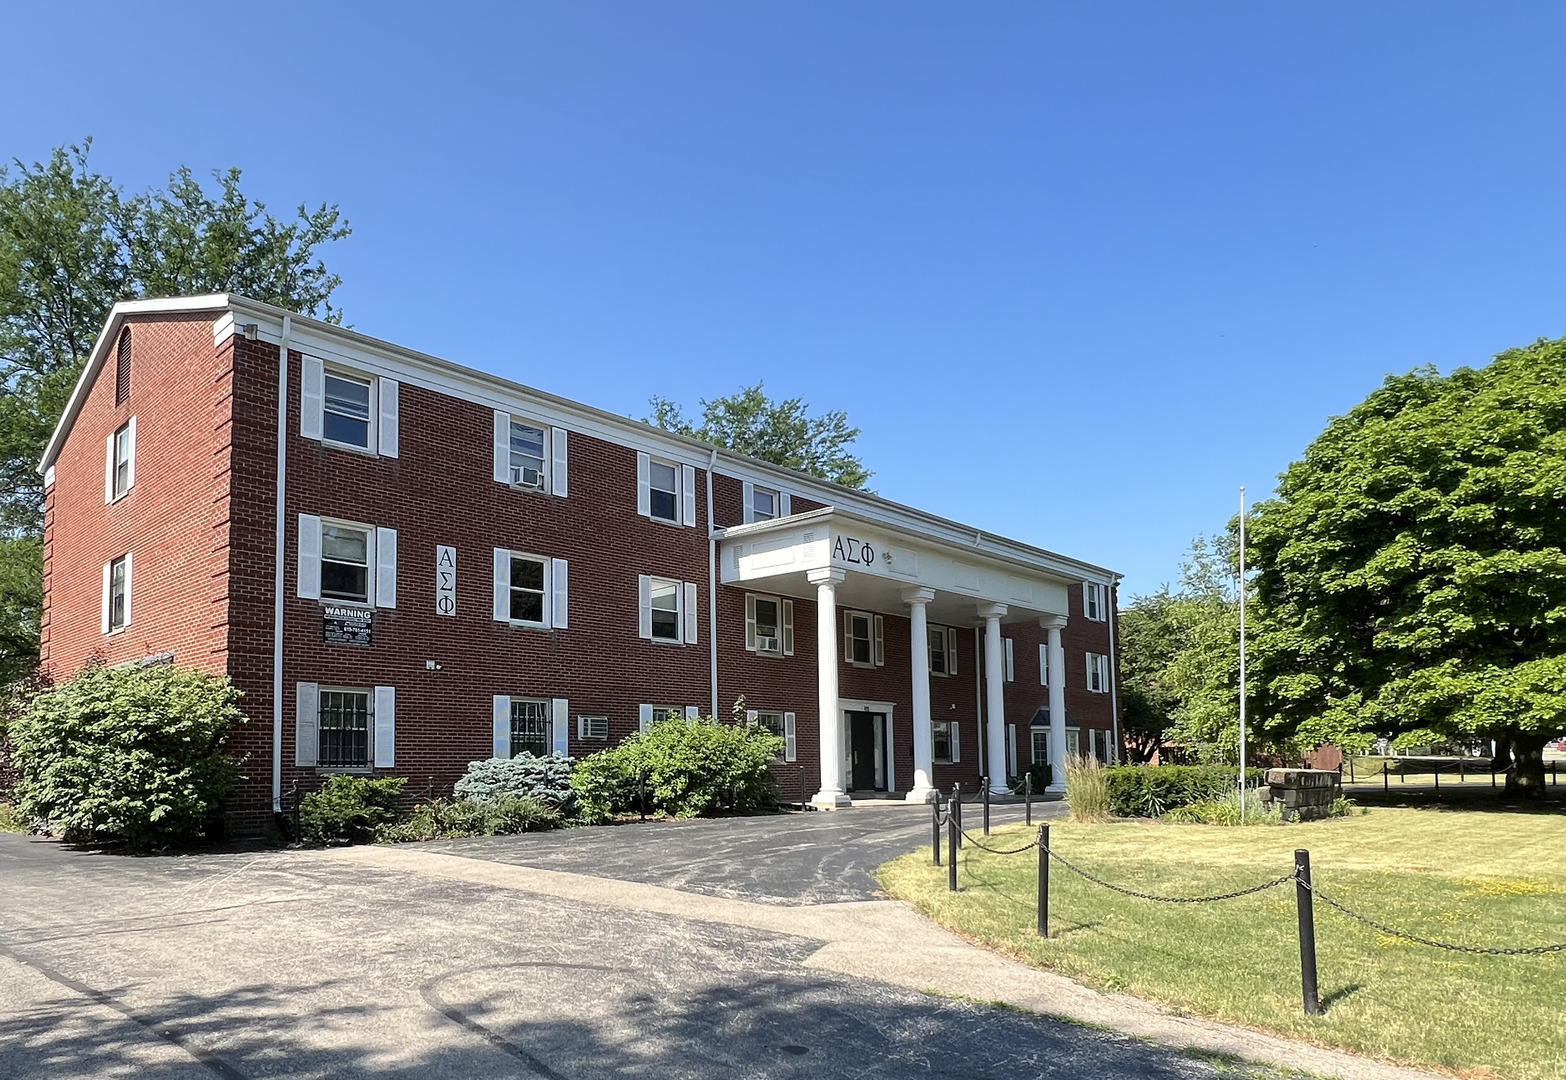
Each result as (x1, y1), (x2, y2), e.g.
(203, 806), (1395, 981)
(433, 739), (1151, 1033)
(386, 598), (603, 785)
(647, 382), (872, 490)
(0, 139), (349, 683)
(1250, 340), (1566, 796)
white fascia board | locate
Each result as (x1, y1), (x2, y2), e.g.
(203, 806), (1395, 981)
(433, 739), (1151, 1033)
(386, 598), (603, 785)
(37, 294), (234, 474)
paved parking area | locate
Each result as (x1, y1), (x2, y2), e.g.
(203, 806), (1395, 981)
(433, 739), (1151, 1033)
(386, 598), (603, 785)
(0, 820), (1307, 1080)
(425, 801), (1059, 904)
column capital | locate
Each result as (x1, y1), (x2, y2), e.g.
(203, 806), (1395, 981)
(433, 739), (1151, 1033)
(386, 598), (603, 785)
(900, 586), (936, 606)
(1039, 614), (1068, 631)
(975, 601), (1008, 621)
(808, 567), (848, 586)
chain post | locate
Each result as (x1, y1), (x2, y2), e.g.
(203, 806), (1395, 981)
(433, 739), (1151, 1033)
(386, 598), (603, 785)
(953, 782), (963, 849)
(1295, 849), (1320, 1016)
(1434, 765), (1439, 791)
(1384, 767), (1390, 792)
(1037, 823), (1050, 937)
(1024, 770), (1033, 826)
(982, 777), (991, 835)
(932, 799), (942, 866)
(947, 795), (959, 892)
(639, 771), (647, 822)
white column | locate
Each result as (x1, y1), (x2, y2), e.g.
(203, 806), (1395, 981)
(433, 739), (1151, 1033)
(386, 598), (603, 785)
(978, 602), (1010, 795)
(1043, 614), (1068, 792)
(809, 568), (851, 809)
(903, 587), (937, 803)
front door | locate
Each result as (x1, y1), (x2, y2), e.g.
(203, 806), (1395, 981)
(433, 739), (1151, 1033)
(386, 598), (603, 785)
(848, 711), (886, 791)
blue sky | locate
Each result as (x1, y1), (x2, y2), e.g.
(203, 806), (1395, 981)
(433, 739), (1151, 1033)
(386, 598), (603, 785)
(6, 3), (1566, 597)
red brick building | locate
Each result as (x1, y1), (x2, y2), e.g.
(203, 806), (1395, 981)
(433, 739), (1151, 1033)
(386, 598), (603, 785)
(39, 295), (1122, 830)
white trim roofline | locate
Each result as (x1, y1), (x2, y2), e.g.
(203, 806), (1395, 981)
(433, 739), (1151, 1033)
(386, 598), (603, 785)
(39, 294), (1122, 585)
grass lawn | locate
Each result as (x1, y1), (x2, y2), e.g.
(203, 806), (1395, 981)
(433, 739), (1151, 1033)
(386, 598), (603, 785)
(878, 806), (1566, 1080)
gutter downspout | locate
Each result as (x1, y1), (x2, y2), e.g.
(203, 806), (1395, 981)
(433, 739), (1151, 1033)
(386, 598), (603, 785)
(1107, 575), (1122, 763)
(271, 316), (292, 814)
(707, 449), (719, 718)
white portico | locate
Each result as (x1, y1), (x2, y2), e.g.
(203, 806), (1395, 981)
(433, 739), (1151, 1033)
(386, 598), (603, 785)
(719, 507), (1092, 808)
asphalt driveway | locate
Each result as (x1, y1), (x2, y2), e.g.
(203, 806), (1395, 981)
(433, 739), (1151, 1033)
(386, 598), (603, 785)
(0, 809), (1306, 1080)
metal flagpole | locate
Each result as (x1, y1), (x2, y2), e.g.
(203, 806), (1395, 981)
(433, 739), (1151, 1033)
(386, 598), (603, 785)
(1238, 486), (1248, 819)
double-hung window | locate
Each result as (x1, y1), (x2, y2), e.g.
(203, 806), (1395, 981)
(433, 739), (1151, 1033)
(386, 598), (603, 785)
(843, 611), (883, 667)
(321, 524), (372, 604)
(1087, 652), (1110, 693)
(493, 550), (567, 629)
(649, 460), (679, 522)
(639, 575), (697, 644)
(510, 698), (551, 758)
(745, 593), (793, 656)
(927, 625), (957, 677)
(1084, 582), (1105, 621)
(509, 555), (547, 624)
(933, 720), (959, 764)
(650, 577), (680, 641)
(751, 485), (778, 522)
(318, 688), (371, 768)
(508, 420), (547, 490)
(323, 371), (373, 449)
(104, 554), (131, 634)
(107, 420), (134, 501)
(1032, 727), (1049, 765)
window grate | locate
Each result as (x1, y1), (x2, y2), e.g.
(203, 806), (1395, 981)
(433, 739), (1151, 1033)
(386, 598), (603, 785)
(511, 699), (550, 757)
(319, 690), (370, 767)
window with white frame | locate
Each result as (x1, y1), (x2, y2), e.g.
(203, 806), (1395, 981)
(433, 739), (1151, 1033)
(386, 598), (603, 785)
(746, 593), (792, 656)
(648, 460), (679, 522)
(843, 611), (882, 667)
(640, 705), (684, 732)
(1087, 652), (1110, 693)
(508, 419), (548, 490)
(1031, 727), (1049, 765)
(754, 710), (784, 740)
(933, 720), (958, 763)
(649, 577), (680, 641)
(510, 698), (551, 758)
(318, 688), (371, 768)
(323, 371), (373, 449)
(927, 625), (958, 676)
(109, 420), (134, 500)
(1084, 582), (1105, 621)
(751, 485), (779, 522)
(1067, 728), (1083, 757)
(105, 554), (130, 633)
(509, 555), (547, 624)
(321, 524), (372, 604)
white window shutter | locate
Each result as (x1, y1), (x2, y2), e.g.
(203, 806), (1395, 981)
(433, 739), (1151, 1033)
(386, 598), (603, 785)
(951, 722), (961, 763)
(682, 465), (697, 526)
(493, 548), (510, 622)
(122, 552), (132, 627)
(104, 433), (115, 503)
(551, 428), (568, 497)
(378, 378), (399, 457)
(100, 562), (111, 634)
(947, 627), (958, 676)
(638, 574), (653, 638)
(125, 416), (136, 490)
(639, 703), (654, 733)
(780, 492), (791, 517)
(636, 452), (651, 516)
(297, 514), (321, 599)
(685, 705), (700, 720)
(493, 410), (511, 484)
(300, 355), (324, 439)
(1086, 653), (1095, 691)
(782, 599), (795, 656)
(873, 615), (885, 667)
(1040, 644), (1049, 686)
(745, 594), (758, 651)
(375, 527), (398, 608)
(742, 481), (755, 524)
(492, 695), (512, 759)
(296, 682), (319, 766)
(1005, 637), (1015, 682)
(552, 698), (570, 756)
(843, 611), (853, 661)
(783, 712), (797, 761)
(373, 686), (396, 767)
(552, 558), (569, 629)
(683, 582), (699, 644)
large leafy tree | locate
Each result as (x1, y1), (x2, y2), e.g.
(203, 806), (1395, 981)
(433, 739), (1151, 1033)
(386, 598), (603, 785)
(1251, 341), (1566, 798)
(647, 382), (872, 490)
(0, 140), (349, 683)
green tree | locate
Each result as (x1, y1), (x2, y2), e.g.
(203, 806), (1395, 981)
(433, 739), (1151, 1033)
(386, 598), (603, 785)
(1251, 341), (1566, 798)
(0, 140), (349, 682)
(1116, 587), (1181, 762)
(647, 382), (872, 489)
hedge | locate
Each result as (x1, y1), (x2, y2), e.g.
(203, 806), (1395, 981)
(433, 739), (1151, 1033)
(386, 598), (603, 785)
(1104, 764), (1267, 818)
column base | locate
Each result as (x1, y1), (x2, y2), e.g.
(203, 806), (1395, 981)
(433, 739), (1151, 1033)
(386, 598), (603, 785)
(904, 785), (940, 804)
(989, 780), (1012, 796)
(1046, 781), (1067, 794)
(810, 790), (853, 810)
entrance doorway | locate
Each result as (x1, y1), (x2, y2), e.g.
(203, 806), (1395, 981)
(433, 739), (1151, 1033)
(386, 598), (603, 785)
(846, 710), (887, 792)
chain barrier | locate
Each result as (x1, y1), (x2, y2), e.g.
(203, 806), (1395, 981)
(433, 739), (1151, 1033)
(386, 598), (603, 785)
(958, 829), (1041, 856)
(1300, 879), (1566, 956)
(1044, 844), (1297, 904)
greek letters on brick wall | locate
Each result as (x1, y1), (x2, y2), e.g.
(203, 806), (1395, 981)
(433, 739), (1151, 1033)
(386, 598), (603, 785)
(435, 545), (457, 616)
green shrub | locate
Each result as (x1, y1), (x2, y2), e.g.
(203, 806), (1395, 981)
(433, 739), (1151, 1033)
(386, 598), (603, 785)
(1164, 791), (1284, 826)
(378, 794), (561, 842)
(300, 775), (406, 845)
(1103, 764), (1267, 818)
(0, 802), (24, 833)
(8, 663), (245, 849)
(1064, 756), (1111, 822)
(1010, 761), (1052, 795)
(453, 754), (576, 815)
(571, 714), (783, 822)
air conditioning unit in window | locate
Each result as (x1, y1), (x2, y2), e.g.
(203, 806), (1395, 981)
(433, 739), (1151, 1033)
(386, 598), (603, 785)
(511, 465), (545, 490)
(756, 635), (780, 654)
